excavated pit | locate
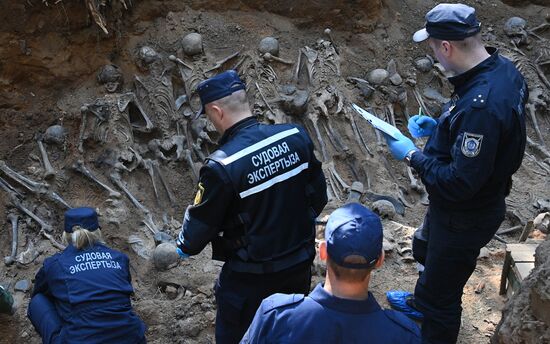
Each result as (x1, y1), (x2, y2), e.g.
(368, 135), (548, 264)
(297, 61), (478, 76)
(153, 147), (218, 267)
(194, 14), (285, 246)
(0, 1), (549, 343)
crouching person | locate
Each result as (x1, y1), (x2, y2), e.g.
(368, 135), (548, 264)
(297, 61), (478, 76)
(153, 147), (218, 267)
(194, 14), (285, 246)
(27, 207), (146, 344)
(241, 203), (420, 344)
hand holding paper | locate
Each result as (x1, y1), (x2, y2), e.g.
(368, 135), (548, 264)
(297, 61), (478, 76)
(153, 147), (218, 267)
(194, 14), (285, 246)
(384, 132), (417, 161)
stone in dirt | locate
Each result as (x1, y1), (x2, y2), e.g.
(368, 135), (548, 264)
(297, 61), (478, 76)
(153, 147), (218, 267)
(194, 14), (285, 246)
(14, 280), (31, 292)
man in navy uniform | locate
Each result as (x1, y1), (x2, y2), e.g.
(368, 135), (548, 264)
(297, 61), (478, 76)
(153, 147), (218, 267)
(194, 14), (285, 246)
(241, 203), (421, 343)
(27, 207), (146, 344)
(176, 70), (328, 343)
(383, 3), (527, 343)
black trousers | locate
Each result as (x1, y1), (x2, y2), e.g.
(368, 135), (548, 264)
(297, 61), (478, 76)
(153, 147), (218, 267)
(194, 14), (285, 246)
(214, 258), (312, 344)
(413, 203), (505, 344)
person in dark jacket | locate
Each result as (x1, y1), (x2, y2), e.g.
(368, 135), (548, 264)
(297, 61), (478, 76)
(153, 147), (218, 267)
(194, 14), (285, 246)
(176, 70), (328, 343)
(241, 203), (420, 344)
(383, 4), (527, 343)
(28, 207), (146, 344)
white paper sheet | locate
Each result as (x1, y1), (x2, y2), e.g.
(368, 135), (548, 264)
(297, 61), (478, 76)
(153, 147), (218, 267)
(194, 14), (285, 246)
(351, 103), (402, 140)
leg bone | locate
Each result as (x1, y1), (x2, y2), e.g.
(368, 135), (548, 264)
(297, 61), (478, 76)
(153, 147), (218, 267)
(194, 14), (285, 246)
(40, 229), (66, 251)
(73, 161), (121, 198)
(262, 53), (293, 65)
(10, 194), (52, 232)
(152, 163), (176, 205)
(308, 113), (329, 162)
(4, 213), (19, 265)
(37, 138), (55, 180)
(142, 159), (161, 204)
(0, 160), (69, 209)
(110, 172), (150, 216)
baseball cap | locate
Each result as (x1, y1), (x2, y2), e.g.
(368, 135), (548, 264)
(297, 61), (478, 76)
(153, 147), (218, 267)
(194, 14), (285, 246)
(325, 203), (383, 269)
(413, 3), (481, 42)
(194, 70), (246, 119)
(64, 207), (99, 233)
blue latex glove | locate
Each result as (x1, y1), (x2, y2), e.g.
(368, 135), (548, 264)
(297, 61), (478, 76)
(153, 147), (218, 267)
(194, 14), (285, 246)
(176, 247), (189, 259)
(384, 132), (417, 161)
(408, 115), (437, 138)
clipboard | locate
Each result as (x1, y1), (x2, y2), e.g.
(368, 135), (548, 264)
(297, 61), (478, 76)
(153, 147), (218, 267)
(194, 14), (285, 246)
(351, 103), (402, 140)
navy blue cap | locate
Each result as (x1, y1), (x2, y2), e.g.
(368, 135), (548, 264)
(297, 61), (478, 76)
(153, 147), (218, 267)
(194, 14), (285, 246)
(325, 203), (383, 269)
(413, 3), (481, 42)
(194, 70), (246, 119)
(64, 207), (99, 233)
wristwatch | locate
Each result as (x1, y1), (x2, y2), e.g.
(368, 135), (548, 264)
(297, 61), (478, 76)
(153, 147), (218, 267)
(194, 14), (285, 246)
(404, 149), (418, 166)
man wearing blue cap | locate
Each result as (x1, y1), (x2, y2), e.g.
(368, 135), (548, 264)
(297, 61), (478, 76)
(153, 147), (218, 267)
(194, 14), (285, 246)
(241, 203), (421, 343)
(27, 207), (146, 344)
(176, 70), (327, 343)
(383, 3), (527, 343)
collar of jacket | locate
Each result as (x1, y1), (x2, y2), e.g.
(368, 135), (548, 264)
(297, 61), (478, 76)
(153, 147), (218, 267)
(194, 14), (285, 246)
(309, 283), (382, 314)
(448, 47), (498, 90)
(218, 116), (258, 145)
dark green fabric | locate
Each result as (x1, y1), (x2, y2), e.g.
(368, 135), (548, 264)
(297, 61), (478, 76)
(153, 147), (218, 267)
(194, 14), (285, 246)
(0, 287), (14, 314)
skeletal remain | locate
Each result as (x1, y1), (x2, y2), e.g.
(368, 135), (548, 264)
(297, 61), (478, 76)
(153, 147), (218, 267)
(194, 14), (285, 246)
(527, 136), (550, 160)
(411, 87), (432, 117)
(0, 160), (47, 193)
(78, 106), (88, 153)
(258, 37), (280, 56)
(406, 166), (424, 193)
(148, 139), (168, 161)
(371, 200), (396, 220)
(72, 160), (121, 198)
(154, 163), (176, 205)
(414, 55), (434, 72)
(4, 214), (19, 265)
(110, 172), (150, 215)
(307, 113), (329, 162)
(44, 125), (67, 145)
(255, 82), (276, 115)
(0, 160), (70, 209)
(109, 172), (159, 233)
(138, 46), (160, 65)
(294, 47), (318, 87)
(168, 55), (194, 75)
(98, 64), (123, 93)
(85, 0), (109, 34)
(262, 53), (293, 65)
(37, 137), (55, 180)
(326, 174), (341, 202)
(326, 161), (349, 192)
(205, 51), (241, 73)
(143, 159), (161, 204)
(423, 88), (450, 104)
(40, 229), (65, 251)
(345, 181), (364, 204)
(323, 28), (339, 55)
(183, 149), (199, 182)
(347, 77), (375, 99)
(367, 69), (389, 85)
(524, 88), (549, 147)
(11, 196), (53, 232)
(181, 33), (203, 56)
(16, 240), (39, 265)
(345, 107), (373, 156)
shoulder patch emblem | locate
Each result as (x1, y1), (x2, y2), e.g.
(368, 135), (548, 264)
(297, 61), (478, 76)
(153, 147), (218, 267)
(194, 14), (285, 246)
(193, 182), (205, 205)
(461, 132), (483, 157)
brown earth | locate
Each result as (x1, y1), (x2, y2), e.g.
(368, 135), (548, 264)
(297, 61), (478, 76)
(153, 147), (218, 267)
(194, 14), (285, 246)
(0, 0), (549, 343)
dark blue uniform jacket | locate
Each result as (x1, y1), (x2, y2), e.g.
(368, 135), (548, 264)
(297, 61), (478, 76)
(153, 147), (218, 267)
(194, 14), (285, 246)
(411, 48), (527, 210)
(177, 117), (327, 273)
(241, 283), (421, 343)
(32, 243), (146, 344)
